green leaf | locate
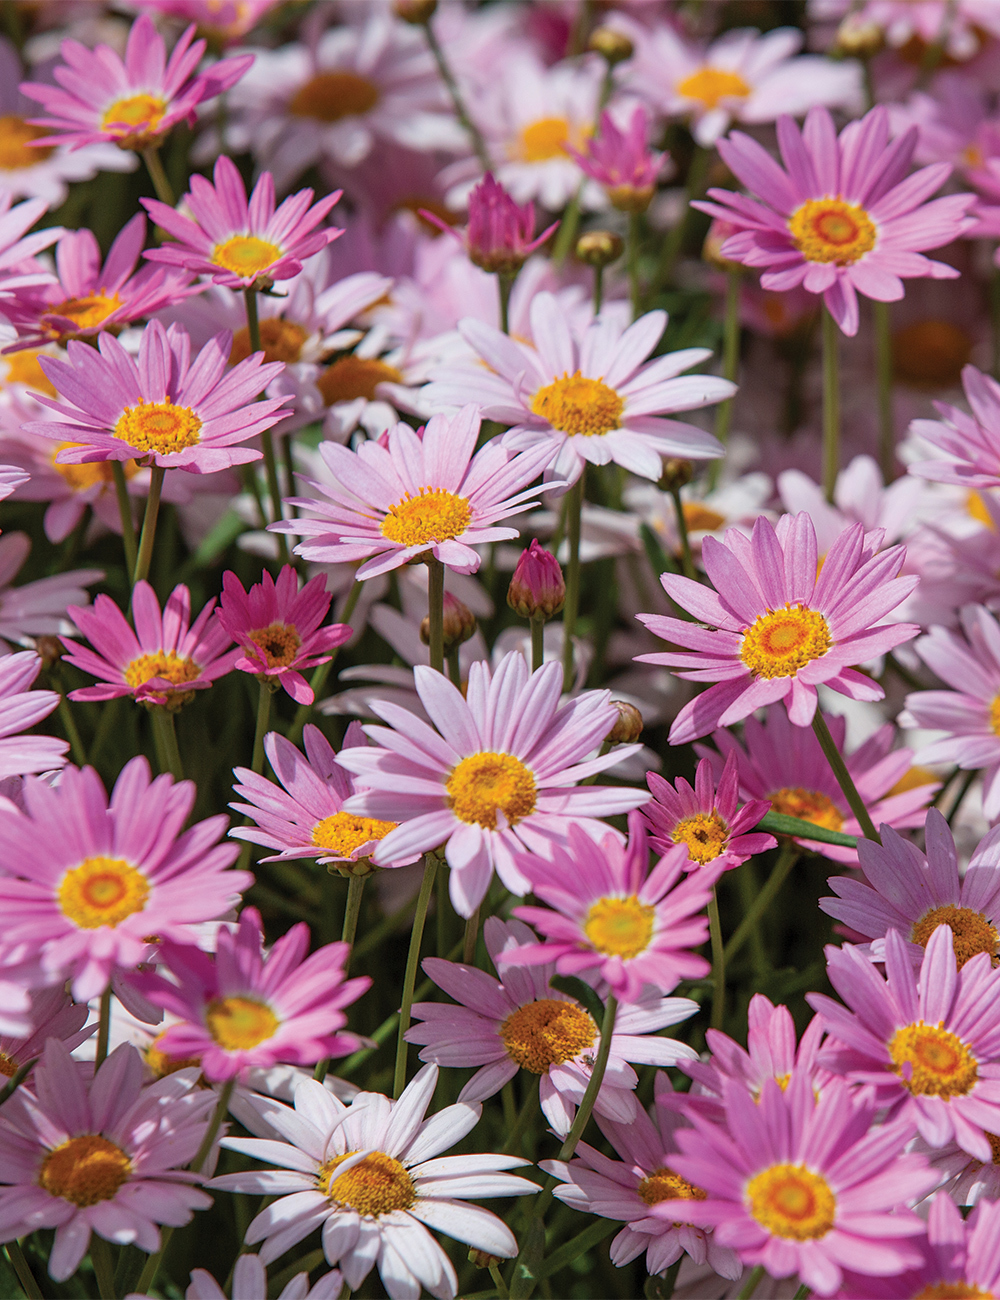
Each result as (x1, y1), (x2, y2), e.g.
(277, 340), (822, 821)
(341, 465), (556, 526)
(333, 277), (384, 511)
(755, 811), (858, 848)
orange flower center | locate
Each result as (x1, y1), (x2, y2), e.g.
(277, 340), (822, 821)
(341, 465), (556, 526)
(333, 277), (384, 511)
(446, 751), (537, 829)
(1, 347), (57, 395)
(146, 1031), (202, 1078)
(531, 371), (624, 437)
(230, 317), (309, 366)
(746, 1163), (836, 1239)
(205, 996), (279, 1050)
(682, 502), (726, 532)
(637, 1166), (707, 1206)
(768, 787), (844, 833)
(676, 66), (750, 109)
(212, 235), (283, 279)
(584, 895), (654, 959)
(114, 401), (202, 455)
(788, 198), (877, 266)
(514, 115), (586, 162)
(312, 811), (398, 857)
(247, 622), (302, 669)
(672, 810), (730, 864)
(316, 355), (404, 405)
(58, 856), (150, 929)
(53, 442), (138, 492)
(123, 650), (201, 710)
(317, 1150), (416, 1215)
(0, 116), (54, 168)
(39, 1135), (131, 1206)
(288, 72), (380, 122)
(740, 604), (831, 679)
(48, 292), (123, 334)
(911, 906), (999, 969)
(380, 487), (472, 548)
(100, 93), (167, 146)
(500, 998), (597, 1072)
(889, 1020), (978, 1097)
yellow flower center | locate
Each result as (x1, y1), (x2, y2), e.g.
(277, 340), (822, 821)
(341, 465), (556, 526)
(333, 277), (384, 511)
(515, 115), (577, 162)
(788, 198), (877, 266)
(318, 1150), (416, 1216)
(48, 292), (123, 334)
(288, 71), (380, 122)
(637, 1166), (708, 1207)
(889, 1020), (978, 1097)
(671, 810), (730, 865)
(746, 1163), (836, 1239)
(114, 400), (202, 455)
(676, 66), (751, 109)
(230, 317), (308, 366)
(380, 487), (473, 548)
(101, 93), (167, 145)
(0, 1051), (19, 1078)
(312, 811), (398, 856)
(892, 320), (973, 389)
(682, 502), (726, 532)
(39, 1135), (132, 1207)
(52, 442), (138, 493)
(317, 355), (404, 406)
(989, 695), (1000, 737)
(205, 996), (279, 1051)
(500, 998), (597, 1073)
(446, 751), (537, 830)
(914, 1285), (993, 1299)
(2, 347), (57, 395)
(888, 764), (938, 796)
(531, 371), (624, 437)
(911, 906), (1000, 969)
(768, 787), (844, 833)
(58, 856), (150, 929)
(123, 650), (201, 697)
(145, 1031), (202, 1078)
(584, 895), (655, 960)
(247, 622), (302, 669)
(0, 115), (54, 168)
(211, 235), (283, 279)
(740, 604), (832, 679)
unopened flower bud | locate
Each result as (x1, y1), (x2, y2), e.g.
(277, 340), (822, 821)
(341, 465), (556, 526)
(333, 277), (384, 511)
(329, 856), (381, 880)
(507, 539), (566, 620)
(702, 218), (743, 271)
(659, 459), (694, 491)
(469, 1248), (504, 1269)
(835, 13), (884, 58)
(394, 0), (438, 24)
(34, 635), (64, 668)
(587, 26), (634, 65)
(576, 230), (623, 268)
(607, 700), (643, 744)
(464, 173), (556, 275)
(421, 591), (477, 650)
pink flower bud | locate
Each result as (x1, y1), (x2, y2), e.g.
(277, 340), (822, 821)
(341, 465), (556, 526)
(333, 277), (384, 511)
(421, 592), (477, 650)
(569, 108), (665, 214)
(507, 540), (565, 620)
(422, 174), (558, 275)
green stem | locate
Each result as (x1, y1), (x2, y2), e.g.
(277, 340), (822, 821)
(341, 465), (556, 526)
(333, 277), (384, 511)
(427, 556), (445, 675)
(463, 905), (480, 964)
(738, 1264), (766, 1300)
(498, 271), (515, 335)
(112, 460), (138, 577)
(561, 474), (584, 691)
(660, 1257), (683, 1299)
(551, 187), (583, 268)
(668, 482), (696, 580)
(447, 648), (462, 688)
(342, 872), (366, 953)
(423, 17), (491, 171)
(394, 855), (438, 1098)
(141, 145), (174, 205)
(557, 994), (617, 1161)
(650, 145), (710, 297)
(490, 1262), (510, 1298)
(793, 1284), (811, 1300)
(95, 984), (112, 1069)
(709, 267), (741, 490)
(725, 845), (798, 963)
(150, 707), (183, 780)
(0, 1057), (35, 1106)
(503, 1086), (540, 1156)
(626, 211), (641, 321)
(592, 264), (604, 315)
(289, 579), (362, 744)
(812, 710), (880, 842)
(708, 888), (725, 1030)
(251, 678), (272, 776)
(4, 1243), (42, 1300)
(537, 1219), (614, 1280)
(243, 288), (289, 563)
(91, 1234), (116, 1300)
(874, 300), (895, 482)
(58, 694), (86, 766)
(821, 304), (840, 504)
(530, 614), (545, 673)
(132, 463), (164, 586)
(947, 767), (979, 827)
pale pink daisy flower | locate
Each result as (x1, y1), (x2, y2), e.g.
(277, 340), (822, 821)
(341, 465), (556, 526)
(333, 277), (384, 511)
(273, 405), (555, 580)
(138, 1), (280, 47)
(0, 194), (62, 300)
(0, 985), (92, 1082)
(908, 364), (1000, 491)
(695, 105), (976, 336)
(810, 0), (1000, 61)
(0, 463), (28, 500)
(62, 580), (239, 709)
(24, 318), (288, 474)
(502, 811), (718, 1003)
(183, 1253), (343, 1300)
(336, 652), (648, 917)
(541, 1074), (741, 1282)
(0, 1039), (214, 1282)
(143, 155), (342, 291)
(636, 512), (920, 745)
(21, 12), (252, 152)
(0, 649), (69, 778)
(407, 916), (699, 1136)
(423, 292), (732, 487)
(0, 530), (101, 652)
(0, 755), (252, 1001)
(229, 722), (419, 869)
(809, 925), (1000, 1162)
(208, 1063), (538, 1300)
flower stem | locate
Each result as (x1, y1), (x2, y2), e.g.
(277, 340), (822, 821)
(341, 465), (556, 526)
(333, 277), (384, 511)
(592, 263), (604, 315)
(243, 287), (289, 564)
(708, 266), (741, 491)
(58, 693), (86, 766)
(141, 146), (174, 205)
(738, 1264), (766, 1300)
(132, 464), (164, 586)
(649, 144), (710, 298)
(112, 460), (138, 577)
(498, 270), (515, 335)
(708, 888), (725, 1030)
(423, 16), (491, 171)
(463, 905), (480, 964)
(811, 710), (880, 842)
(792, 1284), (811, 1300)
(393, 854), (438, 1099)
(94, 984), (112, 1069)
(530, 613), (545, 672)
(289, 579), (362, 743)
(90, 1234), (116, 1300)
(427, 555), (445, 675)
(821, 304), (840, 504)
(561, 474), (585, 691)
(3, 1243), (42, 1300)
(551, 186), (583, 268)
(0, 1058), (35, 1106)
(668, 481), (696, 580)
(947, 767), (979, 827)
(314, 873), (364, 1085)
(627, 211), (642, 321)
(503, 1085), (540, 1156)
(724, 844), (799, 963)
(237, 682), (273, 874)
(447, 647), (461, 687)
(557, 993), (617, 1161)
(490, 1262), (510, 1299)
(150, 707), (183, 780)
(874, 299), (895, 482)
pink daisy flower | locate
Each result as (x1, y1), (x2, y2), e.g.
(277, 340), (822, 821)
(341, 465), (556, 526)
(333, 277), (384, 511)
(407, 916), (699, 1137)
(0, 1039), (214, 1282)
(0, 531), (101, 652)
(809, 925), (1000, 1162)
(0, 195), (61, 300)
(0, 985), (92, 1082)
(24, 319), (289, 475)
(336, 652), (648, 918)
(909, 365), (1000, 491)
(0, 464), (28, 500)
(643, 752), (775, 873)
(132, 907), (370, 1082)
(230, 722), (419, 870)
(143, 155), (342, 291)
(0, 649), (70, 778)
(502, 811), (718, 1003)
(185, 1253), (343, 1300)
(0, 755), (252, 1001)
(62, 580), (239, 709)
(651, 1070), (936, 1297)
(568, 107), (666, 212)
(636, 512), (920, 745)
(695, 105), (976, 336)
(21, 13), (252, 152)
(422, 171), (559, 274)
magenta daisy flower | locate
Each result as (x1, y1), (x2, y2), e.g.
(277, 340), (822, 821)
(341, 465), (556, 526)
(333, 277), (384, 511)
(909, 364), (1000, 491)
(0, 1039), (214, 1282)
(21, 13), (252, 152)
(230, 723), (419, 870)
(24, 319), (288, 474)
(0, 531), (102, 652)
(0, 755), (252, 1001)
(0, 649), (70, 778)
(568, 107), (666, 212)
(143, 155), (341, 290)
(407, 916), (698, 1137)
(0, 985), (92, 1082)
(0, 195), (62, 300)
(651, 1071), (936, 1297)
(695, 105), (976, 335)
(132, 907), (370, 1082)
(636, 512), (920, 745)
(502, 811), (718, 1003)
(275, 406), (554, 580)
(643, 752), (775, 872)
(336, 652), (648, 917)
(62, 580), (239, 709)
(809, 925), (1000, 1162)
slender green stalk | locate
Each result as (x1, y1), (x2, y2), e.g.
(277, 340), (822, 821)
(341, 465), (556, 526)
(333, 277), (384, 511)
(592, 263), (604, 315)
(626, 211), (642, 321)
(557, 994), (617, 1160)
(551, 186), (583, 267)
(812, 710), (880, 841)
(141, 145), (174, 205)
(530, 614), (545, 672)
(132, 463), (164, 586)
(668, 482), (696, 580)
(738, 1264), (766, 1300)
(4, 1243), (42, 1300)
(289, 579), (362, 743)
(708, 266), (741, 490)
(447, 648), (462, 687)
(427, 556), (445, 674)
(150, 707), (183, 780)
(95, 985), (112, 1069)
(90, 1234), (116, 1300)
(947, 767), (979, 827)
(874, 300), (895, 481)
(393, 855), (438, 1098)
(537, 1219), (613, 1281)
(498, 271), (515, 335)
(112, 460), (138, 577)
(463, 905), (480, 964)
(341, 872), (366, 953)
(708, 889), (725, 1030)
(423, 17), (491, 170)
(561, 474), (585, 691)
(243, 287), (289, 563)
(490, 1262), (510, 1299)
(725, 845), (799, 963)
(649, 145), (710, 297)
(503, 1086), (540, 1156)
(0, 1058), (35, 1106)
(58, 694), (86, 766)
(821, 304), (840, 503)
(237, 682), (273, 874)
(792, 1284), (811, 1300)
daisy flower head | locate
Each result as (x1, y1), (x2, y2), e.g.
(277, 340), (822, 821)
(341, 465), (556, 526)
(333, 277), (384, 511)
(0, 755), (251, 1001)
(275, 405), (555, 580)
(143, 155), (342, 291)
(62, 580), (239, 709)
(209, 1063), (538, 1300)
(336, 652), (649, 918)
(407, 916), (699, 1136)
(230, 723), (420, 872)
(809, 925), (1000, 1162)
(0, 194), (61, 300)
(424, 292), (733, 488)
(424, 171), (559, 275)
(567, 106), (666, 213)
(0, 531), (102, 652)
(636, 512), (920, 745)
(20, 12), (252, 152)
(909, 364), (1000, 491)
(24, 318), (289, 474)
(695, 105), (976, 336)
(503, 811), (718, 1003)
(185, 1253), (343, 1300)
(0, 985), (92, 1083)
(0, 649), (70, 778)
